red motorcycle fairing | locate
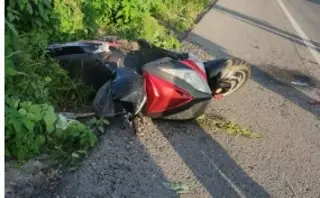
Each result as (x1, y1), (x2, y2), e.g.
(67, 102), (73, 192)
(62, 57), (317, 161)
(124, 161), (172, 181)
(142, 57), (212, 120)
(144, 73), (193, 114)
(180, 53), (208, 80)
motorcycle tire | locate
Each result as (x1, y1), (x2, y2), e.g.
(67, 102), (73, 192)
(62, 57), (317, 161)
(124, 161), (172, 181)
(216, 58), (251, 96)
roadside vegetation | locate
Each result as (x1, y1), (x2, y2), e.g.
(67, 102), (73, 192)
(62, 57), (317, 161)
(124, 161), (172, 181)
(5, 0), (212, 162)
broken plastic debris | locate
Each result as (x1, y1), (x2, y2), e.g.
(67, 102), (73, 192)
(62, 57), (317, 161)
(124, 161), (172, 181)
(291, 81), (309, 87)
(291, 74), (314, 87)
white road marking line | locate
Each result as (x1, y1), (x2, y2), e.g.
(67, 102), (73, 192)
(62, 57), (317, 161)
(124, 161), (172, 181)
(200, 150), (245, 198)
(275, 0), (320, 65)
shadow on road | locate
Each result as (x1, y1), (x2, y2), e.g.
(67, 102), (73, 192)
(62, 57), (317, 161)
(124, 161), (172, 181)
(33, 119), (178, 198)
(154, 119), (269, 197)
(187, 32), (320, 117)
(147, 40), (270, 197)
(147, 30), (319, 197)
(306, 0), (320, 4)
(213, 5), (320, 52)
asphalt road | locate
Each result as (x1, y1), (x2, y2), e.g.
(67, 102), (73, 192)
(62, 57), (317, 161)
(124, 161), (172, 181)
(189, 0), (320, 197)
(284, 0), (320, 45)
(32, 0), (320, 197)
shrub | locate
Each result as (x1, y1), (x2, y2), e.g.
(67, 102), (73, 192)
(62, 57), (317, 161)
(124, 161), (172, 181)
(5, 97), (97, 160)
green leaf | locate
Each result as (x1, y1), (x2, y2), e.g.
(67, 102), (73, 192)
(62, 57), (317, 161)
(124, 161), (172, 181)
(35, 134), (46, 144)
(8, 98), (20, 109)
(8, 9), (20, 16)
(98, 126), (104, 133)
(43, 112), (57, 133)
(46, 124), (55, 133)
(6, 66), (18, 76)
(89, 135), (97, 147)
(17, 148), (27, 160)
(38, 3), (45, 20)
(23, 119), (35, 132)
(85, 117), (97, 127)
(8, 1), (17, 8)
(5, 64), (27, 76)
(43, 0), (52, 8)
(56, 114), (69, 130)
(12, 121), (22, 133)
(5, 20), (18, 36)
(7, 12), (15, 22)
(6, 99), (16, 108)
(44, 76), (52, 83)
(30, 142), (40, 154)
(115, 10), (123, 18)
(42, 104), (55, 113)
(34, 18), (43, 27)
(29, 105), (43, 121)
(71, 152), (79, 158)
(72, 131), (80, 137)
(18, 0), (26, 10)
(18, 108), (27, 115)
(20, 101), (32, 109)
(103, 119), (110, 125)
(26, 3), (33, 15)
(29, 104), (42, 113)
(79, 137), (87, 146)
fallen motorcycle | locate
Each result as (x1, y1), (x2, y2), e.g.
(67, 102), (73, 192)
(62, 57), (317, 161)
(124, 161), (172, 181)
(47, 38), (251, 123)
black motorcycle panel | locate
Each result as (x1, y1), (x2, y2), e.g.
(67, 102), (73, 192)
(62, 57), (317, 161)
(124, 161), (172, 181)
(93, 68), (146, 117)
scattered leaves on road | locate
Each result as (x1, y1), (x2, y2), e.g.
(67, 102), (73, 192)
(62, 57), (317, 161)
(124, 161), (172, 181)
(162, 181), (190, 194)
(196, 114), (262, 138)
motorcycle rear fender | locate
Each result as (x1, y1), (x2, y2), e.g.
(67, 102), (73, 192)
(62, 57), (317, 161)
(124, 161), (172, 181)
(204, 58), (228, 90)
(204, 58), (228, 78)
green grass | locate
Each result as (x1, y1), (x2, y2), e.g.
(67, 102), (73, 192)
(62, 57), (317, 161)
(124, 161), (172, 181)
(152, 0), (211, 34)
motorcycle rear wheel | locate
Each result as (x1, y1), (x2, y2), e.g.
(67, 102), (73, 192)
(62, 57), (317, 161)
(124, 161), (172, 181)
(216, 58), (251, 96)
